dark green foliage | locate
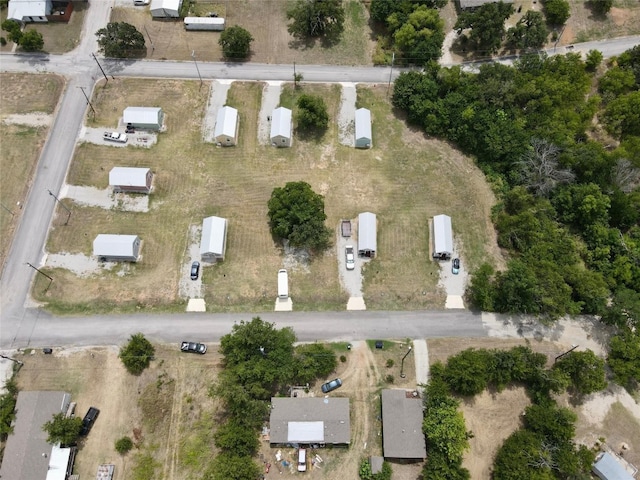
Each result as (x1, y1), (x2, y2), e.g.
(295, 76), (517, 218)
(553, 350), (607, 395)
(466, 263), (496, 311)
(119, 333), (155, 375)
(296, 94), (329, 130)
(588, 0), (613, 16)
(18, 29), (43, 51)
(454, 1), (514, 54)
(493, 429), (556, 480)
(442, 348), (491, 396)
(267, 181), (331, 251)
(543, 0), (570, 25)
(552, 183), (611, 229)
(213, 420), (259, 457)
(602, 287), (640, 330)
(393, 6), (444, 64)
(42, 412), (83, 445)
(608, 333), (640, 390)
(0, 377), (18, 437)
(423, 449), (471, 480)
(1, 19), (22, 43)
(617, 45), (640, 86)
(218, 26), (253, 59)
(599, 67), (637, 98)
(96, 22), (145, 58)
(115, 436), (134, 454)
(359, 457), (393, 480)
(585, 49), (603, 72)
(523, 402), (576, 443)
(206, 453), (261, 480)
(287, 0), (344, 39)
(294, 343), (338, 384)
(506, 11), (548, 50)
(602, 91), (640, 139)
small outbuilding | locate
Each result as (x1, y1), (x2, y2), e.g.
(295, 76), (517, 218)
(381, 389), (426, 460)
(354, 108), (372, 149)
(150, 0), (182, 18)
(358, 212), (377, 258)
(7, 0), (52, 23)
(109, 167), (153, 194)
(214, 106), (239, 146)
(592, 452), (635, 480)
(184, 17), (225, 31)
(200, 216), (227, 262)
(123, 107), (164, 131)
(432, 214), (453, 260)
(93, 234), (141, 262)
(270, 107), (293, 147)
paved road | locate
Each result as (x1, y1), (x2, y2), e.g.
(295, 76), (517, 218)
(0, 9), (638, 350)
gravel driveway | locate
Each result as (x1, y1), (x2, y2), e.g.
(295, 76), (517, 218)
(257, 81), (283, 145)
(202, 80), (232, 143)
(337, 82), (356, 146)
(336, 220), (366, 310)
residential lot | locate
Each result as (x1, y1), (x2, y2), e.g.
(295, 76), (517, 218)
(35, 78), (502, 313)
(0, 73), (65, 272)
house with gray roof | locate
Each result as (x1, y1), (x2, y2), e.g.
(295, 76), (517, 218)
(269, 397), (350, 446)
(381, 389), (426, 460)
(592, 452), (636, 480)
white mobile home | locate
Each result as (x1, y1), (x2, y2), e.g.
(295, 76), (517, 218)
(7, 0), (52, 23)
(214, 106), (239, 146)
(123, 107), (164, 131)
(358, 212), (377, 258)
(592, 452), (635, 480)
(184, 17), (225, 31)
(109, 167), (153, 194)
(432, 214), (453, 260)
(93, 234), (141, 262)
(150, 0), (182, 18)
(200, 216), (227, 262)
(354, 108), (372, 149)
(270, 107), (292, 147)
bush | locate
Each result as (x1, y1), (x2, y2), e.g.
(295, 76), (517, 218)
(386, 359), (394, 368)
(119, 333), (155, 375)
(115, 436), (134, 454)
(385, 374), (394, 384)
(218, 25), (253, 59)
(340, 355), (347, 363)
(296, 94), (329, 130)
(0, 37), (6, 46)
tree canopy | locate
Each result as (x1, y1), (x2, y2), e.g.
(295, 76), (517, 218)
(553, 350), (607, 396)
(96, 22), (145, 58)
(119, 333), (155, 375)
(268, 181), (331, 251)
(42, 413), (83, 445)
(287, 0), (344, 40)
(218, 26), (253, 59)
(296, 94), (329, 130)
(543, 0), (571, 25)
(506, 10), (548, 50)
(455, 1), (514, 54)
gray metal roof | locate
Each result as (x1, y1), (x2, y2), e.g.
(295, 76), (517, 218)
(269, 397), (350, 445)
(270, 107), (292, 139)
(93, 234), (140, 257)
(109, 167), (150, 187)
(459, 0), (513, 8)
(200, 216), (227, 257)
(358, 212), (377, 253)
(592, 452), (635, 480)
(433, 214), (453, 255)
(0, 391), (71, 480)
(123, 107), (163, 125)
(381, 389), (426, 459)
(355, 108), (371, 142)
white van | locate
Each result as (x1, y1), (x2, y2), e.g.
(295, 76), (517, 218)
(277, 269), (288, 299)
(297, 448), (307, 472)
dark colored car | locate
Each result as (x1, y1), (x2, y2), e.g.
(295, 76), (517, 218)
(190, 261), (200, 280)
(321, 378), (343, 394)
(452, 258), (460, 275)
(79, 407), (100, 436)
(181, 341), (207, 354)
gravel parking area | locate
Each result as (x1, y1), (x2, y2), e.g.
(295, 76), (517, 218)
(178, 224), (203, 300)
(202, 80), (231, 143)
(335, 220), (365, 309)
(79, 126), (157, 148)
(258, 81), (283, 145)
(437, 244), (468, 309)
(60, 185), (149, 212)
(337, 82), (356, 146)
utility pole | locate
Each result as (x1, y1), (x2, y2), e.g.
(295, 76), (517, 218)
(26, 262), (53, 288)
(77, 86), (96, 116)
(1, 201), (15, 216)
(387, 52), (395, 97)
(192, 50), (203, 90)
(47, 189), (71, 225)
(400, 346), (412, 378)
(91, 53), (109, 83)
(144, 25), (155, 54)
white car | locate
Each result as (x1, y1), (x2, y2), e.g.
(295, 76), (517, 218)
(345, 245), (355, 270)
(134, 0), (150, 5)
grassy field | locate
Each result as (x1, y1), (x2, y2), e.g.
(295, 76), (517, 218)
(0, 73), (65, 273)
(36, 78), (501, 313)
(29, 2), (88, 54)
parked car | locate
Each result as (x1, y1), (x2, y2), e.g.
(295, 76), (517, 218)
(452, 258), (460, 275)
(181, 341), (207, 354)
(321, 378), (342, 394)
(345, 245), (355, 270)
(298, 448), (307, 472)
(134, 0), (150, 5)
(79, 407), (100, 436)
(190, 261), (200, 280)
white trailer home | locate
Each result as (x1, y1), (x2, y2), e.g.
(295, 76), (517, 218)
(123, 107), (164, 131)
(354, 108), (372, 149)
(358, 212), (377, 258)
(270, 107), (292, 147)
(8, 0), (52, 23)
(109, 167), (153, 194)
(184, 17), (225, 31)
(432, 214), (453, 260)
(214, 106), (239, 146)
(150, 0), (182, 18)
(93, 234), (141, 262)
(200, 216), (227, 262)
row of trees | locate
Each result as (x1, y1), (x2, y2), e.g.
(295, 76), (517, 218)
(1, 20), (44, 51)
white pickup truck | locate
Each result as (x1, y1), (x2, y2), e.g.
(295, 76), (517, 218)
(103, 131), (128, 143)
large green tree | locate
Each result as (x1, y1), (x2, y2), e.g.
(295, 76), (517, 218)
(18, 29), (44, 51)
(506, 10), (548, 50)
(213, 420), (260, 457)
(543, 0), (571, 25)
(287, 0), (344, 40)
(218, 26), (253, 59)
(393, 5), (444, 64)
(42, 413), (83, 445)
(455, 1), (514, 54)
(553, 350), (607, 396)
(207, 453), (261, 480)
(602, 91), (640, 139)
(119, 333), (155, 375)
(296, 94), (329, 130)
(268, 181), (331, 250)
(96, 22), (145, 58)
(608, 333), (640, 390)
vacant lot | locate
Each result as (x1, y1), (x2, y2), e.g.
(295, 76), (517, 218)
(37, 78), (501, 312)
(0, 73), (65, 272)
(111, 0), (374, 64)
(565, 0), (640, 44)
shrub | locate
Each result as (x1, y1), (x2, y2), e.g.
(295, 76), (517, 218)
(115, 436), (134, 454)
(119, 333), (155, 375)
(386, 359), (394, 368)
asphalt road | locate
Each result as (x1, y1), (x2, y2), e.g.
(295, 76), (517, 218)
(0, 10), (638, 350)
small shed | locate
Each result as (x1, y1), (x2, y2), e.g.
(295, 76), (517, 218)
(109, 167), (153, 194)
(432, 214), (453, 260)
(200, 216), (227, 262)
(184, 17), (225, 31)
(592, 452), (635, 480)
(150, 0), (182, 18)
(93, 234), (141, 262)
(270, 107), (292, 147)
(214, 106), (239, 146)
(358, 212), (377, 258)
(7, 0), (52, 23)
(355, 108), (372, 149)
(123, 107), (164, 131)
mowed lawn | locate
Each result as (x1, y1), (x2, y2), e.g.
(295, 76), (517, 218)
(37, 79), (501, 313)
(0, 73), (65, 273)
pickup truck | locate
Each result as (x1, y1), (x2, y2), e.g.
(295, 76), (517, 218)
(103, 131), (128, 143)
(341, 219), (351, 237)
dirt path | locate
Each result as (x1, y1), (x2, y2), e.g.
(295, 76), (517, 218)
(163, 356), (185, 479)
